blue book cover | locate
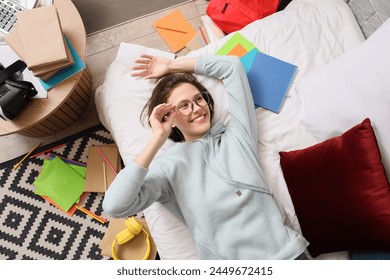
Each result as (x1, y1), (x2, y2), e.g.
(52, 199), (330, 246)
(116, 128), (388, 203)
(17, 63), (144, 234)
(39, 36), (86, 91)
(247, 51), (298, 113)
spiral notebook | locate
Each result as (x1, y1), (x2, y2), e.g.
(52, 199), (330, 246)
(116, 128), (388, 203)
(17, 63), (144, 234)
(216, 32), (298, 113)
(246, 50), (298, 113)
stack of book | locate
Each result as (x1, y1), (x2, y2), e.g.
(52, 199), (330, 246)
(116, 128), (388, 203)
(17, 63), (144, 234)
(5, 5), (73, 81)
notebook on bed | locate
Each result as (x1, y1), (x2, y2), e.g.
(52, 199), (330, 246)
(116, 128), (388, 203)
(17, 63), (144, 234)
(216, 32), (298, 113)
(246, 50), (298, 113)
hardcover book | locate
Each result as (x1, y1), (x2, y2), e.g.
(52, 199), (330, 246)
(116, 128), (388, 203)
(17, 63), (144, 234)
(15, 5), (70, 69)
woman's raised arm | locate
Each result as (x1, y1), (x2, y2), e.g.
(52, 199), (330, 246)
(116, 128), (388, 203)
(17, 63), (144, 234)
(132, 55), (198, 79)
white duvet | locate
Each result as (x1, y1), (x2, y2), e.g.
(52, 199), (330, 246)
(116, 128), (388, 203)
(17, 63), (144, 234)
(95, 0), (365, 259)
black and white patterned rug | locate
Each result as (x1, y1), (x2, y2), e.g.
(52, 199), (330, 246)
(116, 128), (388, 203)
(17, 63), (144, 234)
(0, 125), (116, 260)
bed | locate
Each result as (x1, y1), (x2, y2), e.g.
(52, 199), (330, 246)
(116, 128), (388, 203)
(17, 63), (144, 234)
(95, 0), (390, 259)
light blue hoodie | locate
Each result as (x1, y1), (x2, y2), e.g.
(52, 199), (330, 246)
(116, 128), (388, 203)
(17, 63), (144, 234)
(103, 55), (308, 259)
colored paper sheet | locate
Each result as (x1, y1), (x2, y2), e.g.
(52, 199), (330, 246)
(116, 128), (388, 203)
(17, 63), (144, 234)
(46, 153), (87, 178)
(240, 48), (258, 73)
(215, 32), (257, 56)
(33, 156), (85, 212)
(227, 43), (248, 57)
(153, 9), (197, 53)
(42, 192), (88, 216)
(41, 154), (87, 216)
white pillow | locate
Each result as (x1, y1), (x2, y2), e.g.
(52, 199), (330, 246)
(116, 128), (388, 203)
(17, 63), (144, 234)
(293, 18), (390, 178)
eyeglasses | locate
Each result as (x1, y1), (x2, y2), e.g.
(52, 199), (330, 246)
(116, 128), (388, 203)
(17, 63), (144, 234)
(176, 92), (210, 116)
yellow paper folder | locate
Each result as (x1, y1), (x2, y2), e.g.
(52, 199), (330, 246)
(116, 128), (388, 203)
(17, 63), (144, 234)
(153, 9), (196, 53)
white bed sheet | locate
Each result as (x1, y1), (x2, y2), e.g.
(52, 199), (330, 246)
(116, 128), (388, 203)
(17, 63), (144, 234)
(95, 0), (364, 259)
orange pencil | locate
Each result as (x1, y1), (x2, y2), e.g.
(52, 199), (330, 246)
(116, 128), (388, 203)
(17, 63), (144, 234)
(12, 142), (41, 170)
(75, 205), (107, 224)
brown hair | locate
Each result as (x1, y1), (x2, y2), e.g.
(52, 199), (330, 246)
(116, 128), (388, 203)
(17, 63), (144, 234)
(141, 73), (214, 142)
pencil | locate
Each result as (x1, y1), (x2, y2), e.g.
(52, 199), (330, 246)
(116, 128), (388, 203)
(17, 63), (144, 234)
(12, 142), (41, 170)
(96, 146), (118, 175)
(75, 205), (107, 224)
(103, 162), (107, 192)
(155, 26), (188, 34)
(31, 143), (66, 158)
(199, 27), (208, 44)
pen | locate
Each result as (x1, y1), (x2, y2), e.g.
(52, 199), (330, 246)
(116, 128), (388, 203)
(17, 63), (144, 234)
(155, 26), (188, 34)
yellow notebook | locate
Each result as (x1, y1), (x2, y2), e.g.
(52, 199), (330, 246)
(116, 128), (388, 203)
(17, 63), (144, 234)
(153, 9), (196, 53)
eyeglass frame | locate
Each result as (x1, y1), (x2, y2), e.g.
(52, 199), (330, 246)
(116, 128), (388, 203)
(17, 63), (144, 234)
(174, 91), (211, 116)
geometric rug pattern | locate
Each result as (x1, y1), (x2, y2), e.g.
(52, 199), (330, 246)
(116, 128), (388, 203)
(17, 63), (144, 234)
(0, 125), (120, 259)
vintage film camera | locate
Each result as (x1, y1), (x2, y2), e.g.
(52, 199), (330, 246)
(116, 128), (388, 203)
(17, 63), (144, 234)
(0, 60), (38, 120)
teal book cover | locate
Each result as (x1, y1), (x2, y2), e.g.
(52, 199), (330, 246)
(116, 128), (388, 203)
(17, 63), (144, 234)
(39, 36), (86, 91)
(247, 51), (298, 113)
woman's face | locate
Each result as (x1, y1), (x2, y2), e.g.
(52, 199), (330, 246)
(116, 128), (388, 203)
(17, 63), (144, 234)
(168, 83), (211, 141)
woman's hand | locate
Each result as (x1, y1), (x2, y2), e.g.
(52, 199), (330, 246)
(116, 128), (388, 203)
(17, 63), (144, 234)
(149, 103), (177, 141)
(132, 54), (172, 79)
(134, 103), (176, 169)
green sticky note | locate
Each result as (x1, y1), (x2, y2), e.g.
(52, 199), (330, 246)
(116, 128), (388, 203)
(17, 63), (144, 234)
(33, 157), (85, 212)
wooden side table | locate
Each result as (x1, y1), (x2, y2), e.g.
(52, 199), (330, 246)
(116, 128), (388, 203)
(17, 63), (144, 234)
(0, 0), (92, 137)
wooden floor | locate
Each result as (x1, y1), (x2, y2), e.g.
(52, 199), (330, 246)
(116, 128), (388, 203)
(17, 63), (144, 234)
(0, 0), (208, 163)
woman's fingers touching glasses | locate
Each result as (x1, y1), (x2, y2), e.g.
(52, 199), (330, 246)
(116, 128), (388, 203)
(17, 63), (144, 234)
(152, 103), (176, 123)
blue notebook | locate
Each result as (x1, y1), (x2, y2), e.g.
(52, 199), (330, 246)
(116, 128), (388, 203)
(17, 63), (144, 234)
(245, 51), (298, 113)
(39, 36), (86, 91)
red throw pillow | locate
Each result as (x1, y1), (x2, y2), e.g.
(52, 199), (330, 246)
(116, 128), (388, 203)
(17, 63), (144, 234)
(279, 118), (390, 257)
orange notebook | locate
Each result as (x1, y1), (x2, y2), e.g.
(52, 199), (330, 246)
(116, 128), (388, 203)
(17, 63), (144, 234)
(153, 9), (196, 53)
